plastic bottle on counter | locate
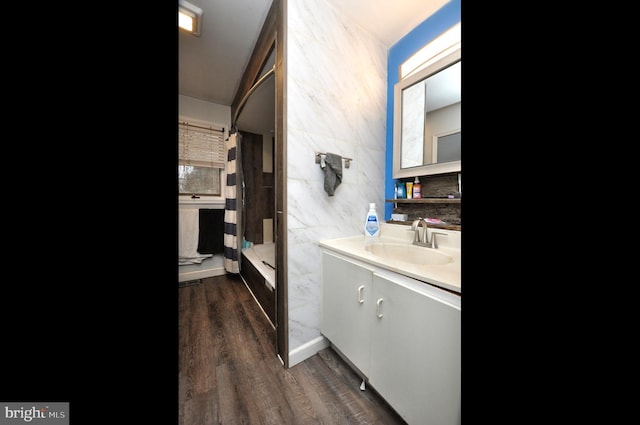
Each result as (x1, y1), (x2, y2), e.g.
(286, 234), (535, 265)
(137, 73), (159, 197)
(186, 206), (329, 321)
(413, 176), (422, 199)
(364, 203), (380, 238)
(396, 181), (406, 199)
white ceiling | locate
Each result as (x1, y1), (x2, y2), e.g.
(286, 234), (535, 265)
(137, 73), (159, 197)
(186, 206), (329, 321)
(178, 0), (450, 133)
(325, 0), (450, 48)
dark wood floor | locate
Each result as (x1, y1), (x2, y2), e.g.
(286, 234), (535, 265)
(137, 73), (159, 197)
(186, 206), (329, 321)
(178, 274), (406, 425)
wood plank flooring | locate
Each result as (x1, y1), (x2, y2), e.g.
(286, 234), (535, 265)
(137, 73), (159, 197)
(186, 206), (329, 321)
(178, 274), (406, 425)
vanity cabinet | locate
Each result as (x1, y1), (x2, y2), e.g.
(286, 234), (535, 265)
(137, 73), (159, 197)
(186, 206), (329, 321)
(368, 273), (461, 425)
(321, 251), (373, 377)
(320, 250), (461, 425)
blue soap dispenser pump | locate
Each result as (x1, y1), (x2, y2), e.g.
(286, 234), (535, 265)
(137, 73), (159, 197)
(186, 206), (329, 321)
(364, 203), (380, 238)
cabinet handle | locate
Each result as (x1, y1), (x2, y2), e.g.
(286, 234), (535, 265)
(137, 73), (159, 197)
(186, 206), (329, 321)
(376, 298), (383, 318)
(358, 285), (365, 304)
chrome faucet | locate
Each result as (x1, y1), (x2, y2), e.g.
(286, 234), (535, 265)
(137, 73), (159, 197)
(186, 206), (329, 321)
(410, 218), (428, 244)
(410, 218), (447, 249)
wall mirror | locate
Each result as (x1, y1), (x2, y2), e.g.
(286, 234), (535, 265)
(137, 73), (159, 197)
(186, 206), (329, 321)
(393, 47), (461, 179)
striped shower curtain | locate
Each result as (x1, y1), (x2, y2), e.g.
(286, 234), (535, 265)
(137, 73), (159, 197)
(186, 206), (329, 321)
(223, 131), (242, 273)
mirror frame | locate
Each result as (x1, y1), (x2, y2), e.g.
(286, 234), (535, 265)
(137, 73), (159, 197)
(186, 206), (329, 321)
(392, 47), (461, 179)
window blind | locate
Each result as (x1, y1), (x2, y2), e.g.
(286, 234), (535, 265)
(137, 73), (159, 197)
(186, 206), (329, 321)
(178, 121), (226, 168)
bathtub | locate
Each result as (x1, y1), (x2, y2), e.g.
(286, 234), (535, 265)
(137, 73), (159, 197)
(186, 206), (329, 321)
(240, 242), (276, 325)
(241, 242), (275, 289)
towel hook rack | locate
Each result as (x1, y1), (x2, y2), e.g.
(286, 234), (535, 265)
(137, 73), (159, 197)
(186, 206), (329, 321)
(315, 152), (352, 168)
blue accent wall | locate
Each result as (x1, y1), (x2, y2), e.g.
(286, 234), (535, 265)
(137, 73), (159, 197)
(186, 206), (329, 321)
(384, 0), (461, 220)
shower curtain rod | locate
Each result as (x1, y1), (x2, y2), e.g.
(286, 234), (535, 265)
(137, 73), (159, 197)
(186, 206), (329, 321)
(179, 121), (224, 133)
(232, 64), (276, 128)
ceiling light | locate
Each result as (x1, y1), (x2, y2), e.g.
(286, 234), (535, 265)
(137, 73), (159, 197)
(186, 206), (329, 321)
(400, 22), (461, 80)
(178, 0), (203, 36)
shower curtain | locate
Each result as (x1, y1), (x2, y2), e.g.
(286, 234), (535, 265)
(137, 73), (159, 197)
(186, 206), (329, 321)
(223, 131), (242, 274)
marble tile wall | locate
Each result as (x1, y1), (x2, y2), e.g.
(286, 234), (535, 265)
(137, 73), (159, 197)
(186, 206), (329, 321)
(286, 0), (387, 354)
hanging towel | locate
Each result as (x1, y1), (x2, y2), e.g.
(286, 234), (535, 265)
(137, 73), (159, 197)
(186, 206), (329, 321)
(197, 209), (225, 254)
(179, 208), (213, 265)
(321, 152), (342, 196)
(179, 209), (200, 259)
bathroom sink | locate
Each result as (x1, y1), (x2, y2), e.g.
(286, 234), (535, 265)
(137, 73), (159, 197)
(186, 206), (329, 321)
(365, 242), (453, 266)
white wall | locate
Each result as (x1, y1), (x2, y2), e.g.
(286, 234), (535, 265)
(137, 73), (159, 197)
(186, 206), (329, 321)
(286, 0), (387, 364)
(178, 94), (231, 130)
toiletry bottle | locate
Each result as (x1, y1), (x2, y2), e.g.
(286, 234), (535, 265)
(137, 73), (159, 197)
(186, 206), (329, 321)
(364, 203), (380, 238)
(406, 181), (413, 199)
(413, 177), (422, 199)
(396, 181), (406, 199)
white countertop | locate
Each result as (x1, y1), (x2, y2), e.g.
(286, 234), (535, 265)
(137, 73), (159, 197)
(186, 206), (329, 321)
(319, 223), (461, 294)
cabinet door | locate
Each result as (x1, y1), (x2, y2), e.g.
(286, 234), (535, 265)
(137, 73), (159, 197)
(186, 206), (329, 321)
(320, 251), (373, 377)
(369, 274), (461, 425)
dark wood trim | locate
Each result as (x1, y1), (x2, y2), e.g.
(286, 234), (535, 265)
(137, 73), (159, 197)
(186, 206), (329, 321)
(274, 0), (288, 368)
(230, 2), (278, 121)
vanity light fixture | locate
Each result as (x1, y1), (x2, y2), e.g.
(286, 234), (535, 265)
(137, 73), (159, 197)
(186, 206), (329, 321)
(178, 0), (203, 36)
(400, 22), (461, 80)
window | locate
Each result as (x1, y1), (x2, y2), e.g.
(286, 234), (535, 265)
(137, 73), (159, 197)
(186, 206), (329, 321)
(178, 120), (226, 196)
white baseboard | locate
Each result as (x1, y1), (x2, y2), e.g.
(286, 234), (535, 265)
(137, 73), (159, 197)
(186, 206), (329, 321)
(178, 255), (226, 282)
(288, 335), (330, 367)
(178, 266), (226, 282)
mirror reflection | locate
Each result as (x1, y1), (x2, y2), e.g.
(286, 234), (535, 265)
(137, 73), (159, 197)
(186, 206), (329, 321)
(432, 129), (461, 163)
(393, 48), (461, 179)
